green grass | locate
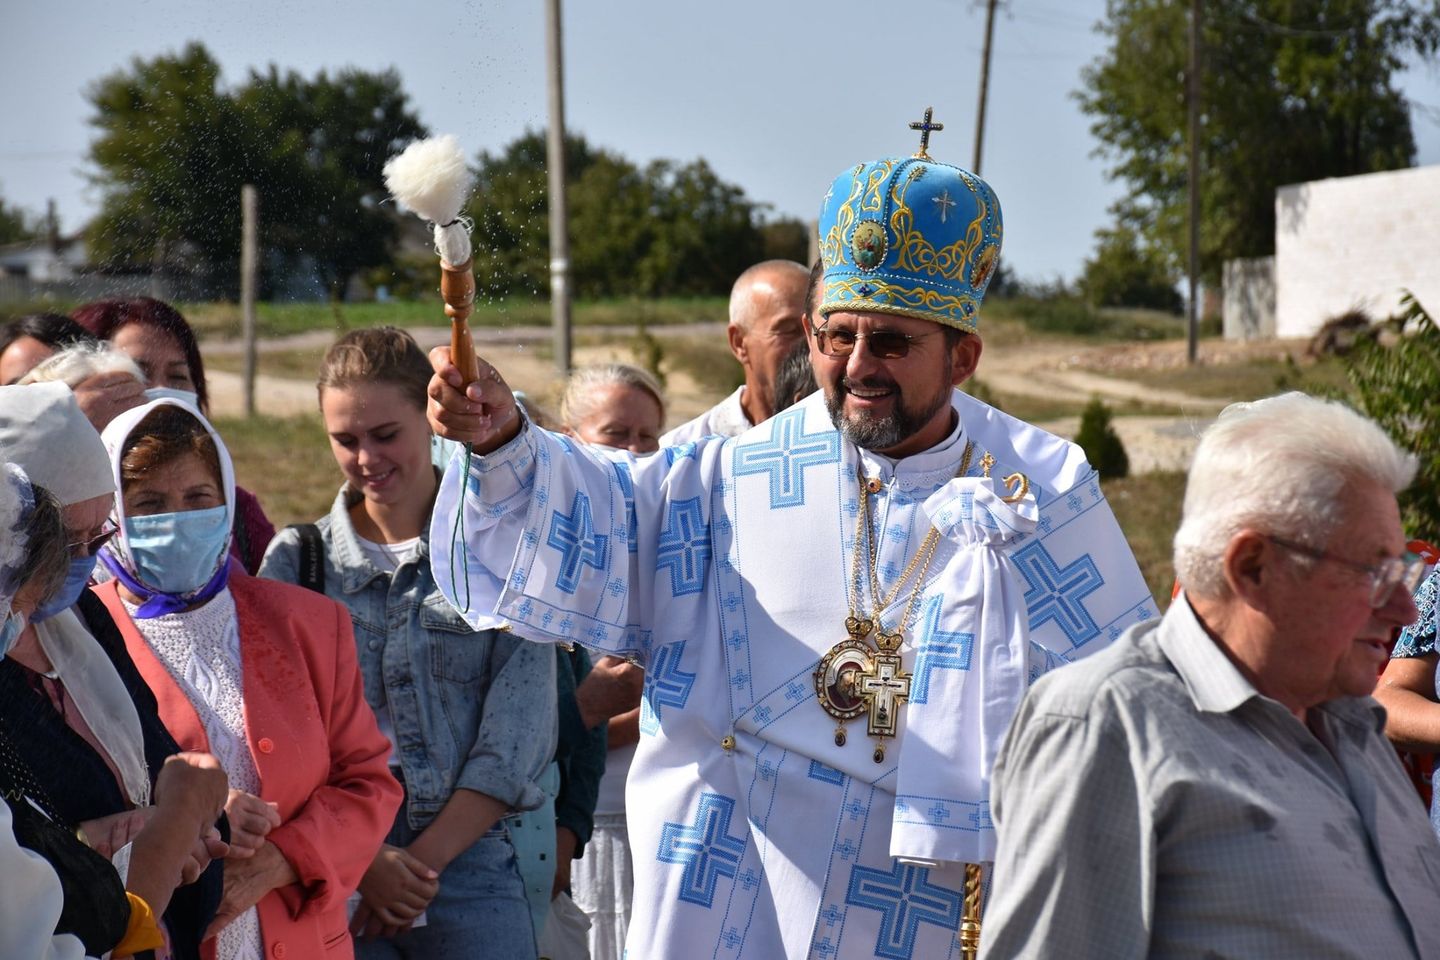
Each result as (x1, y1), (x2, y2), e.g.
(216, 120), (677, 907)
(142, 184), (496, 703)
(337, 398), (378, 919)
(206, 348), (329, 381)
(983, 296), (1186, 343)
(1100, 355), (1354, 404)
(1103, 470), (1187, 607)
(181, 296), (728, 340)
(213, 414), (335, 527)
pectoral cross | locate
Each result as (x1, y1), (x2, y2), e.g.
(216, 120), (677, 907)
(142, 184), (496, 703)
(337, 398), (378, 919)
(859, 651), (911, 743)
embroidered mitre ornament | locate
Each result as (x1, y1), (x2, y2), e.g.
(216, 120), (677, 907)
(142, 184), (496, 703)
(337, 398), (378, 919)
(816, 150), (1003, 333)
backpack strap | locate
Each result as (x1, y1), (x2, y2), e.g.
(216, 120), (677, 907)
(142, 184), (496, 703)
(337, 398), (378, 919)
(287, 523), (325, 594)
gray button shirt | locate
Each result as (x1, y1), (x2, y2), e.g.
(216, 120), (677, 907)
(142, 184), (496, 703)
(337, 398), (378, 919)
(980, 596), (1440, 959)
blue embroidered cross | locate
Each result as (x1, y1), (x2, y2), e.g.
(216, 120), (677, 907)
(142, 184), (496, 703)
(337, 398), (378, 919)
(845, 862), (963, 960)
(753, 705), (773, 726)
(640, 640), (696, 735)
(1012, 541), (1105, 647)
(656, 497), (710, 597)
(738, 868), (761, 892)
(546, 492), (610, 594)
(657, 793), (747, 908)
(611, 462), (637, 554)
(808, 760), (845, 786)
(732, 407), (840, 509)
(910, 596), (975, 704)
(785, 680), (807, 703)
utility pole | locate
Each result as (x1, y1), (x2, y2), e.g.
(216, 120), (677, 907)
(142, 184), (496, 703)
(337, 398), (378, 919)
(973, 0), (999, 174)
(545, 0), (572, 377)
(240, 184), (258, 417)
(1186, 0), (1202, 365)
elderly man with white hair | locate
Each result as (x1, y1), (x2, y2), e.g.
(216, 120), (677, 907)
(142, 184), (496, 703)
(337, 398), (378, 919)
(980, 391), (1439, 959)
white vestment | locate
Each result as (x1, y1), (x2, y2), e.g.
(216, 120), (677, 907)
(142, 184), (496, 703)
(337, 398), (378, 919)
(661, 386), (751, 446)
(433, 389), (1156, 960)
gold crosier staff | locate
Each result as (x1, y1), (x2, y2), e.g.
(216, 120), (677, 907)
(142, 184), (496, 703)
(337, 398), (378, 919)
(383, 135), (481, 384)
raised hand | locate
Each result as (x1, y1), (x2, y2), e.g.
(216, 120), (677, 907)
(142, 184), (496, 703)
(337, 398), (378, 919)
(426, 345), (522, 454)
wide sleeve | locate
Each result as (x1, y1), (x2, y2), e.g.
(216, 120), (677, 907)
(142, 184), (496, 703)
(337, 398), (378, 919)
(432, 420), (724, 667)
(266, 600), (402, 917)
(0, 804), (90, 960)
(978, 696), (1153, 959)
(451, 630), (557, 813)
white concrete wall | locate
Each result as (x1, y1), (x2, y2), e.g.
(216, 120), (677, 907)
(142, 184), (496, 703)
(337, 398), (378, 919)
(1275, 164), (1440, 339)
(1223, 256), (1275, 340)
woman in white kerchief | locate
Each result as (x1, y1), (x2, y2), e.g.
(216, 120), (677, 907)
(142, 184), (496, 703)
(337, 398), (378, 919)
(0, 459), (231, 959)
(0, 382), (228, 959)
(95, 396), (401, 960)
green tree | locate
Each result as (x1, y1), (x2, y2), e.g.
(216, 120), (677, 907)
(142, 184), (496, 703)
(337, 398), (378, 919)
(466, 131), (769, 299)
(1079, 225), (1182, 312)
(1346, 293), (1440, 540)
(1078, 0), (1440, 283)
(0, 195), (35, 246)
(87, 42), (426, 297)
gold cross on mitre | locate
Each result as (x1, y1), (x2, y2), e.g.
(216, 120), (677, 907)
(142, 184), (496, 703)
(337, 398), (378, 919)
(909, 106), (944, 160)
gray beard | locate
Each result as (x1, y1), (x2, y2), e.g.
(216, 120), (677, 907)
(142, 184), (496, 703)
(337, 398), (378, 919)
(825, 382), (949, 452)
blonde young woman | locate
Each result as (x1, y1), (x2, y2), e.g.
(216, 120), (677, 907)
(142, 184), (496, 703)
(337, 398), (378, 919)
(260, 327), (556, 959)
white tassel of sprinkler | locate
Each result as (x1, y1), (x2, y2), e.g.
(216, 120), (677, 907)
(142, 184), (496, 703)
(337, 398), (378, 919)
(384, 134), (479, 383)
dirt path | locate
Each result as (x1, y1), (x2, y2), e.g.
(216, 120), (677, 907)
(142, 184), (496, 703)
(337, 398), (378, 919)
(205, 324), (1243, 473)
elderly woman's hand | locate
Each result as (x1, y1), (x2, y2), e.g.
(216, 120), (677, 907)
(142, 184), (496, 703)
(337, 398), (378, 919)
(204, 841), (299, 940)
(223, 789), (281, 859)
(78, 807), (155, 859)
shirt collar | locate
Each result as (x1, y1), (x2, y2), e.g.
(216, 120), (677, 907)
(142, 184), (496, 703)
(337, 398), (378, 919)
(1157, 593), (1262, 714)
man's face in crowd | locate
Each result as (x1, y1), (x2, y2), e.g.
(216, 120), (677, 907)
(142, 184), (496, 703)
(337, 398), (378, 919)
(1258, 477), (1420, 710)
(805, 309), (980, 458)
(730, 270), (809, 415)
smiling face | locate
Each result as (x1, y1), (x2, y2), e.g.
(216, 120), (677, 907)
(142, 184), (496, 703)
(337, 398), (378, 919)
(1254, 478), (1420, 711)
(320, 382), (435, 511)
(806, 309), (981, 458)
(568, 383), (664, 455)
(112, 323), (195, 394)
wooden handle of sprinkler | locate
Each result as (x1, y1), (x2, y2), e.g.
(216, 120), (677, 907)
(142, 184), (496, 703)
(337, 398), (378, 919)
(441, 259), (480, 385)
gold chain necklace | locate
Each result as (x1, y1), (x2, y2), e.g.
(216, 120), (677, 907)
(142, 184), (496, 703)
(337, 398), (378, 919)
(817, 442), (973, 763)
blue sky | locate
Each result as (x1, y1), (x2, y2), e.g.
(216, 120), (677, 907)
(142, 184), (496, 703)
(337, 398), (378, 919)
(2, 0), (1437, 282)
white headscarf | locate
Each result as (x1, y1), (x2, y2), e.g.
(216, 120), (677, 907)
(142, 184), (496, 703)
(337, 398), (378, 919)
(0, 462), (36, 621)
(99, 396), (236, 600)
(0, 383), (114, 506)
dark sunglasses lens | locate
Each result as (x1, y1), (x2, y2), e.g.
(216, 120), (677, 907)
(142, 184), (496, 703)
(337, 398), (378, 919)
(820, 330), (857, 356)
(868, 332), (911, 359)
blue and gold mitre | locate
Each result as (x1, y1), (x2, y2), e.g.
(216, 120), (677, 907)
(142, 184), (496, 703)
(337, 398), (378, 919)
(817, 118), (1003, 333)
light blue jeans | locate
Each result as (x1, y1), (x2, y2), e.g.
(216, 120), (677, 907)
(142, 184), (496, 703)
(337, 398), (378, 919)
(355, 815), (538, 960)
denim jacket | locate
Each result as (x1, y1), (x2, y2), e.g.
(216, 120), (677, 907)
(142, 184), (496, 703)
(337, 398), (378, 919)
(259, 484), (557, 829)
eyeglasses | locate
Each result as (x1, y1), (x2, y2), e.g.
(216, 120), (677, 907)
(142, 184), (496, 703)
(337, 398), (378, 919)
(812, 324), (937, 360)
(67, 519), (118, 558)
(1269, 536), (1428, 608)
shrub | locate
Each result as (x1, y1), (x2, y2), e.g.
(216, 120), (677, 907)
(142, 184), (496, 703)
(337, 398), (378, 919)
(1346, 293), (1440, 541)
(1075, 397), (1130, 479)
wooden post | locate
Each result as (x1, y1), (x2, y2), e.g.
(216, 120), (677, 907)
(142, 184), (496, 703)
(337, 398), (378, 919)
(545, 0), (573, 377)
(240, 184), (259, 417)
(973, 0), (999, 175)
(1187, 0), (1202, 365)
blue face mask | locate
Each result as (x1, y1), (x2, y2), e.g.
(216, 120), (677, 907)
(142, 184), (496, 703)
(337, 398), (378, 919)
(144, 386), (200, 407)
(0, 608), (26, 657)
(124, 505), (230, 594)
(30, 553), (100, 623)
